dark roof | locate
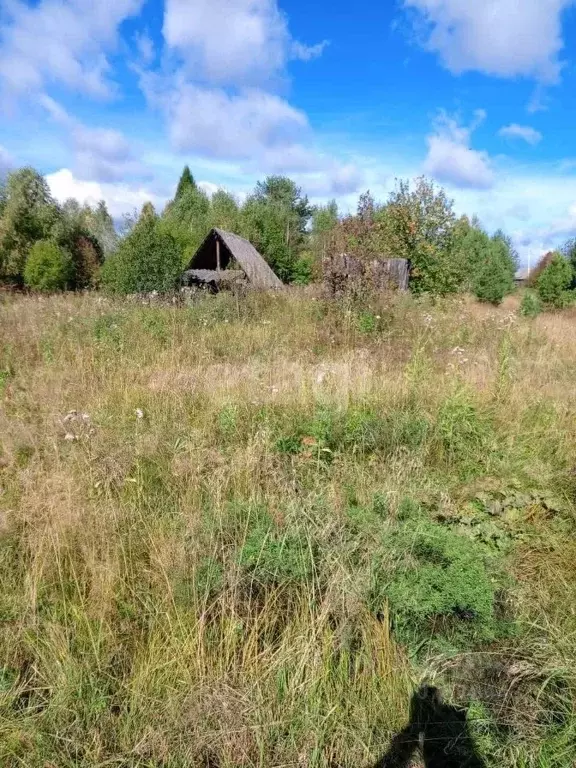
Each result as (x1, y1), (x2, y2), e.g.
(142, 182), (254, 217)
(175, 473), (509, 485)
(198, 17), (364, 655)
(184, 228), (283, 289)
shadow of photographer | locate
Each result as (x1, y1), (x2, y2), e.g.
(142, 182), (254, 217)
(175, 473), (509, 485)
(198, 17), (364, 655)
(373, 685), (486, 768)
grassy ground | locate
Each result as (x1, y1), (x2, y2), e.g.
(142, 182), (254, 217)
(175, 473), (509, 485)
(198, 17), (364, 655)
(0, 289), (575, 767)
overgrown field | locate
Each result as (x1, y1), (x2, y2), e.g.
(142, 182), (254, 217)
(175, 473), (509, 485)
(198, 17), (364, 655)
(1, 290), (575, 767)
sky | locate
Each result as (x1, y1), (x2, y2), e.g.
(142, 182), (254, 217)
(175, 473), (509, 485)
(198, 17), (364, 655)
(2, 1), (576, 265)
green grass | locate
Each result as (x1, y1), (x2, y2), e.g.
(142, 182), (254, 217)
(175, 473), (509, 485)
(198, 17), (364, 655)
(0, 289), (575, 766)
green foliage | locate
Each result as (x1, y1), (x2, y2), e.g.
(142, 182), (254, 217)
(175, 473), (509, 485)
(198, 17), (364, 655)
(23, 239), (72, 291)
(174, 165), (196, 202)
(0, 167), (60, 279)
(376, 521), (501, 647)
(378, 177), (459, 295)
(101, 205), (182, 294)
(241, 176), (312, 282)
(162, 185), (211, 263)
(537, 253), (574, 308)
(436, 393), (491, 474)
(290, 252), (315, 285)
(238, 518), (316, 587)
(519, 291), (542, 318)
(473, 238), (515, 305)
(210, 190), (241, 233)
(310, 200), (339, 262)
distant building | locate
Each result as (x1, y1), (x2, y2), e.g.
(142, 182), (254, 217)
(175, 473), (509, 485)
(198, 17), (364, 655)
(514, 267), (532, 286)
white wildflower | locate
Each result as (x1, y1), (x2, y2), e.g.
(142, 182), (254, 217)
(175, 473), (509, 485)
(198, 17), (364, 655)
(135, 408), (144, 419)
(64, 433), (75, 441)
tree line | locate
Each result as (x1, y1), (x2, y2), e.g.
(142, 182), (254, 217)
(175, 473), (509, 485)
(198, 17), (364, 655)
(1, 163), (575, 306)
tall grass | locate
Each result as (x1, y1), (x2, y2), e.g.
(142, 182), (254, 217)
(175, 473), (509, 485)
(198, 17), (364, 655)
(0, 290), (575, 766)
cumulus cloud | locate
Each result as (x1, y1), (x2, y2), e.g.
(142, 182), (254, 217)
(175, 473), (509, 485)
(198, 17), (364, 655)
(0, 0), (145, 100)
(40, 95), (145, 183)
(46, 168), (164, 219)
(404, 0), (574, 82)
(499, 123), (543, 145)
(163, 0), (326, 86)
(423, 111), (495, 189)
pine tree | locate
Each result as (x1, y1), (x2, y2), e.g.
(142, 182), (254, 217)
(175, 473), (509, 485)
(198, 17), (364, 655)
(174, 166), (196, 202)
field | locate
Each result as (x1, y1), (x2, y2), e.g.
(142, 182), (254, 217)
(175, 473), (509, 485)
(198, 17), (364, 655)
(0, 289), (575, 767)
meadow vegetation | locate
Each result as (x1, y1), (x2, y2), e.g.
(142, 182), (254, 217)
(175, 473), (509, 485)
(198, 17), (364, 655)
(1, 288), (576, 766)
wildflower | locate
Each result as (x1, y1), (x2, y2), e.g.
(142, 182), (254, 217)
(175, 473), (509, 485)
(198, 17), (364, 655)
(135, 408), (144, 419)
(64, 433), (75, 441)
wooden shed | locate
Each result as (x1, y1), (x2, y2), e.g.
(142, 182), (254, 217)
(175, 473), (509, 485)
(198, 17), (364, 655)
(323, 254), (409, 295)
(182, 228), (283, 290)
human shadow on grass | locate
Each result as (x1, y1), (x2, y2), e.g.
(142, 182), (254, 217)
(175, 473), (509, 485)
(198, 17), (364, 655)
(373, 685), (486, 768)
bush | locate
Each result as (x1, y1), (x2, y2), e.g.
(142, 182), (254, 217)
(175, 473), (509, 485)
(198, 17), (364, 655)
(101, 206), (182, 294)
(537, 253), (573, 308)
(374, 521), (501, 648)
(473, 240), (515, 305)
(519, 291), (542, 318)
(23, 240), (71, 291)
(290, 252), (315, 285)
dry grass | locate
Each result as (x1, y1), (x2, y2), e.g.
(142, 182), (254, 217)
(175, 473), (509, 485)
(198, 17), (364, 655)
(0, 289), (575, 767)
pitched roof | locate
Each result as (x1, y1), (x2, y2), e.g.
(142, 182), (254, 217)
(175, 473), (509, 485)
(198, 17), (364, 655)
(185, 228), (283, 289)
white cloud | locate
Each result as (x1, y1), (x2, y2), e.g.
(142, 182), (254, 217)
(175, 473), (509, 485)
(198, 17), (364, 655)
(291, 40), (330, 61)
(144, 78), (308, 160)
(423, 111), (495, 189)
(404, 0), (574, 82)
(499, 124), (543, 145)
(46, 168), (164, 219)
(39, 96), (144, 183)
(0, 0), (144, 100)
(163, 0), (326, 86)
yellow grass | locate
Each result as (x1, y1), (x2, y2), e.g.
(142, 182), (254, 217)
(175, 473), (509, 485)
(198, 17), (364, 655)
(0, 289), (575, 766)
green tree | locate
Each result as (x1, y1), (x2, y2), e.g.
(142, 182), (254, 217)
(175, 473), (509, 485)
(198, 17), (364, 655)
(24, 240), (71, 291)
(101, 203), (182, 294)
(537, 252), (574, 308)
(0, 168), (60, 280)
(377, 177), (459, 295)
(473, 239), (515, 304)
(82, 200), (118, 257)
(210, 190), (240, 233)
(310, 200), (338, 262)
(174, 165), (196, 202)
(241, 176), (312, 282)
(50, 214), (103, 289)
(162, 185), (211, 264)
(492, 229), (519, 274)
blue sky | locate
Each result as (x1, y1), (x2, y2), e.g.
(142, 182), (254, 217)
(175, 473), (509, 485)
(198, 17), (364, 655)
(2, 0), (576, 264)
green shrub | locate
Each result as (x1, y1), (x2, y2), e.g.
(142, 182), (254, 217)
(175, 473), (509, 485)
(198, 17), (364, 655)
(473, 240), (515, 305)
(519, 291), (542, 318)
(101, 207), (182, 294)
(23, 240), (71, 291)
(537, 253), (574, 308)
(290, 252), (315, 285)
(374, 521), (501, 647)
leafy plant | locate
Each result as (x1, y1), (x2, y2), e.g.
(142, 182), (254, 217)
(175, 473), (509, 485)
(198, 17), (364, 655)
(537, 253), (573, 308)
(238, 521), (316, 587)
(473, 239), (515, 305)
(519, 290), (542, 318)
(23, 239), (72, 291)
(374, 521), (503, 648)
(101, 204), (182, 294)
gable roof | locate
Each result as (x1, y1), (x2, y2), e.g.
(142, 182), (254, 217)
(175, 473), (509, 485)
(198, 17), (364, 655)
(185, 228), (283, 289)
